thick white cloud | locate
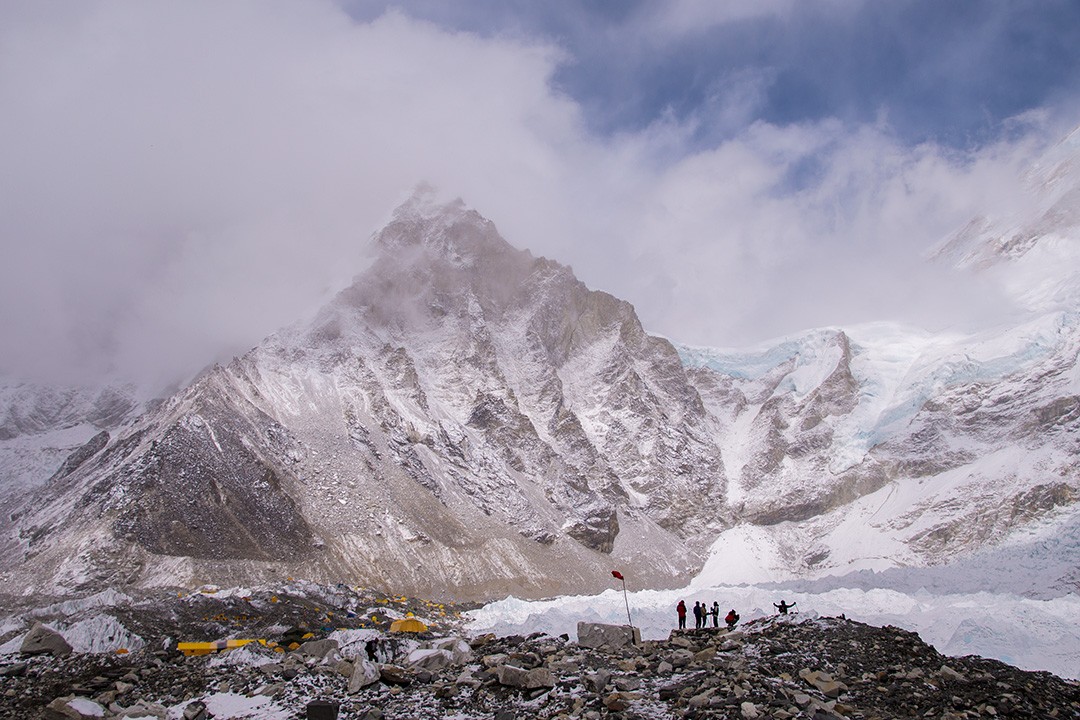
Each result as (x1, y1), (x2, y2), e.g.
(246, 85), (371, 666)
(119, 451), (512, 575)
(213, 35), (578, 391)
(0, 0), (1064, 388)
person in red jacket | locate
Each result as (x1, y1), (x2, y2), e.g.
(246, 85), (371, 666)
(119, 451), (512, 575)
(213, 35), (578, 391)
(725, 608), (740, 629)
(676, 600), (687, 629)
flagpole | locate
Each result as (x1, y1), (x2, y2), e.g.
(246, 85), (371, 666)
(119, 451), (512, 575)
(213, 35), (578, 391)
(612, 570), (632, 628)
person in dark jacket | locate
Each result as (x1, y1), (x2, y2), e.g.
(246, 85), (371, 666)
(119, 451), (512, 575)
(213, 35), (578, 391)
(676, 600), (687, 629)
(725, 609), (739, 629)
(774, 600), (796, 615)
(710, 601), (720, 627)
(693, 601), (702, 629)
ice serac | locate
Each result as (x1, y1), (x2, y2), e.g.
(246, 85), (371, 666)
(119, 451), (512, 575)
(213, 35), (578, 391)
(1, 190), (724, 600)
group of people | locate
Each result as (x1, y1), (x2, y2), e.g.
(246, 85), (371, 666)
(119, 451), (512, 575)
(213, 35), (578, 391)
(675, 600), (740, 630)
(675, 598), (797, 630)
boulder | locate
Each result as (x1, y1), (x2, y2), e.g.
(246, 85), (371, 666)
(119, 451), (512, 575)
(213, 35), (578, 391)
(669, 648), (695, 668)
(495, 664), (556, 689)
(584, 669), (610, 693)
(299, 638), (339, 660)
(433, 637), (474, 664)
(799, 669), (847, 698)
(576, 622), (640, 649)
(21, 622), (73, 657)
(182, 701), (208, 720)
(378, 664), (411, 686)
(603, 692), (633, 711)
(43, 696), (105, 719)
(116, 702), (168, 719)
(407, 648), (453, 672)
(348, 659), (381, 692)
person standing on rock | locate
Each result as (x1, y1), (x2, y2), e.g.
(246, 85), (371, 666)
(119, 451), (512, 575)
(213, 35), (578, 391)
(711, 601), (720, 627)
(774, 600), (796, 615)
(676, 600), (687, 629)
(692, 601), (702, 629)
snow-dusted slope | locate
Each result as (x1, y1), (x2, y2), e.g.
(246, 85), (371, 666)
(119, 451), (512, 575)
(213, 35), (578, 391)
(0, 191), (725, 600)
(3, 127), (1079, 605)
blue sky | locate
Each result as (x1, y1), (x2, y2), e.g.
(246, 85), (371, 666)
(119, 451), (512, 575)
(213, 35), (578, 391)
(1, 1), (1079, 386)
(343, 0), (1080, 148)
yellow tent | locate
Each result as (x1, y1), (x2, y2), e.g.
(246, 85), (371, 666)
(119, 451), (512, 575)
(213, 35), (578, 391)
(389, 617), (428, 633)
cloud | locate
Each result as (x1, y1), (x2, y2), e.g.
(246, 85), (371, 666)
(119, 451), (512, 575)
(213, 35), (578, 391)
(0, 0), (1073, 389)
(0, 1), (581, 386)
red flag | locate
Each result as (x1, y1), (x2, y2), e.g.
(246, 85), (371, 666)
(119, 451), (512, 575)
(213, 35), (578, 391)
(611, 570), (624, 580)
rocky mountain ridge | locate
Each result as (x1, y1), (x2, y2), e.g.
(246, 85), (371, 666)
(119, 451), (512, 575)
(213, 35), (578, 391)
(2, 126), (1080, 602)
(0, 191), (726, 600)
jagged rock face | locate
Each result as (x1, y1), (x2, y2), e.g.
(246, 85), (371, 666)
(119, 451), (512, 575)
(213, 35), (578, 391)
(5, 128), (1080, 601)
(1, 193), (723, 600)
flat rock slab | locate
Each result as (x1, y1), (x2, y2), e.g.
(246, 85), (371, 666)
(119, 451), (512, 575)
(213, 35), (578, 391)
(576, 622), (640, 649)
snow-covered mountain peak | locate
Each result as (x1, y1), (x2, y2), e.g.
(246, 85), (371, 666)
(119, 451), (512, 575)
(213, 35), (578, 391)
(373, 186), (525, 271)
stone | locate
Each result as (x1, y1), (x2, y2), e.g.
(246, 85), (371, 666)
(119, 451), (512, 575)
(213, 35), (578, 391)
(348, 659), (381, 692)
(117, 702), (168, 719)
(0, 662), (27, 677)
(494, 664), (556, 689)
(433, 637), (474, 664)
(741, 701), (760, 718)
(407, 648), (454, 671)
(657, 660), (673, 674)
(254, 682), (285, 698)
(576, 622), (640, 649)
(379, 664), (411, 686)
(525, 667), (557, 689)
(800, 669), (848, 698)
(689, 689), (714, 708)
(603, 692), (633, 711)
(939, 665), (966, 682)
(334, 659), (354, 677)
(670, 648), (695, 667)
(44, 696), (106, 719)
(585, 669), (610, 693)
(306, 699), (339, 720)
(21, 622), (73, 657)
(694, 647), (716, 663)
(182, 700), (207, 720)
(455, 669), (481, 688)
(496, 664), (530, 688)
(299, 639), (339, 659)
(482, 652), (508, 668)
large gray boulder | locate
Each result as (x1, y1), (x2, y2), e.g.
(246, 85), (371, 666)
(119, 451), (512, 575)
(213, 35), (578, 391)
(299, 638), (339, 660)
(21, 622), (72, 657)
(576, 622), (640, 649)
(43, 696), (106, 719)
(432, 637), (474, 664)
(407, 648), (454, 671)
(348, 659), (381, 692)
(495, 664), (556, 689)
